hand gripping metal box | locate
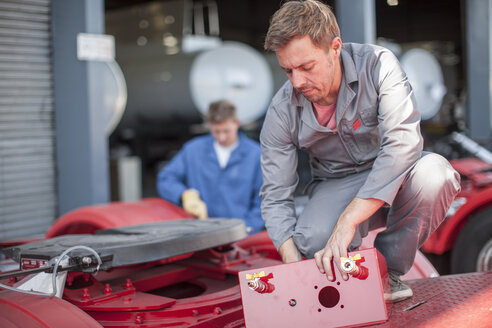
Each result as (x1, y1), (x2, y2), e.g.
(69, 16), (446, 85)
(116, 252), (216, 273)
(238, 248), (390, 328)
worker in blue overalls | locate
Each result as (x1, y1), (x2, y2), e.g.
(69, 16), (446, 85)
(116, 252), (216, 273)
(157, 99), (264, 234)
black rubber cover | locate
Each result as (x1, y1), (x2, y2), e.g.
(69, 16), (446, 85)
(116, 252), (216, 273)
(3, 218), (247, 269)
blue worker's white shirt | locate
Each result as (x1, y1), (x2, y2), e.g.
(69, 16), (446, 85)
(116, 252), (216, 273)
(214, 140), (239, 168)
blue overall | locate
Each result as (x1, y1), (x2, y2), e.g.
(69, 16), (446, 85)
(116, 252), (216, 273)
(157, 132), (264, 234)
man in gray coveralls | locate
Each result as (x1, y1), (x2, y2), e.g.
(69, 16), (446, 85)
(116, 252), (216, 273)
(260, 0), (461, 302)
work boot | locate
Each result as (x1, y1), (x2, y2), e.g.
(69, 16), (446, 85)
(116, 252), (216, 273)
(384, 272), (413, 302)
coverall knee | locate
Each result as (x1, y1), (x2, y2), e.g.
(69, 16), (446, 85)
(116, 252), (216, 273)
(292, 152), (460, 275)
(374, 152), (461, 275)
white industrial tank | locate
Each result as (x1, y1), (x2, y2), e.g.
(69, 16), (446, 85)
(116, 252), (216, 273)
(190, 41), (273, 125)
(114, 41), (273, 133)
(99, 60), (127, 135)
(106, 1), (274, 135)
(400, 48), (447, 121)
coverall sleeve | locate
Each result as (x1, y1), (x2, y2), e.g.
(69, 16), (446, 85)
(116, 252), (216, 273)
(260, 105), (299, 249)
(156, 149), (189, 205)
(243, 157), (265, 234)
(357, 50), (423, 205)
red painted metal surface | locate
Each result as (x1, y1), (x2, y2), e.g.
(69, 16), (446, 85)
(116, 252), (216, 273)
(70, 241), (280, 327)
(0, 237), (281, 327)
(373, 272), (492, 328)
(0, 199), (453, 328)
(239, 248), (390, 328)
(449, 158), (492, 187)
(0, 230), (486, 328)
(45, 198), (191, 237)
(39, 195), (440, 279)
(0, 251), (248, 327)
(2, 258), (485, 328)
(0, 291), (103, 327)
(422, 158), (492, 254)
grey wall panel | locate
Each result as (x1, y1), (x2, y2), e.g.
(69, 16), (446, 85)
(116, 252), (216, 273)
(0, 0), (56, 240)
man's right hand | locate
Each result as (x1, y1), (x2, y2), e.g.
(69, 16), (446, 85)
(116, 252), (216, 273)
(181, 189), (208, 219)
(278, 237), (303, 263)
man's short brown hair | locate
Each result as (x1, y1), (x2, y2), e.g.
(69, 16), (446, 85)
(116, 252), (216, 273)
(206, 99), (238, 124)
(264, 0), (340, 52)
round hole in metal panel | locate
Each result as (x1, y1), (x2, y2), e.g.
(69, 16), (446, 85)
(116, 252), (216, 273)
(318, 286), (340, 308)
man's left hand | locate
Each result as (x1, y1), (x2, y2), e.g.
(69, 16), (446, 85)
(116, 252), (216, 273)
(313, 197), (384, 281)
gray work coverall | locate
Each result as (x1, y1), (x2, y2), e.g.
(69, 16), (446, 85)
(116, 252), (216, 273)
(260, 43), (461, 275)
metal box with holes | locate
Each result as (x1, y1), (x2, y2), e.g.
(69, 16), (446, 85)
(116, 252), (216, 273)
(238, 247), (390, 328)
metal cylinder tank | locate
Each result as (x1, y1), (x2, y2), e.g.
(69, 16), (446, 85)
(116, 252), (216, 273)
(115, 41), (273, 130)
(106, 1), (274, 136)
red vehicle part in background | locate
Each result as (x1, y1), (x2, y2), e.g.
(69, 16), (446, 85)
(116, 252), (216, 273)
(0, 291), (103, 328)
(0, 198), (438, 328)
(422, 157), (492, 273)
(45, 198), (191, 237)
(44, 197), (438, 280)
(1, 216), (275, 328)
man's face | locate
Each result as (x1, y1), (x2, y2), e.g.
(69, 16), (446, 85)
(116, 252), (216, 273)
(210, 119), (240, 147)
(276, 35), (342, 106)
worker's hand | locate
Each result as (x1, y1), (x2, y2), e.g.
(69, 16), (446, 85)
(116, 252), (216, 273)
(181, 189), (208, 219)
(278, 237), (303, 263)
(314, 198), (383, 281)
(313, 221), (355, 282)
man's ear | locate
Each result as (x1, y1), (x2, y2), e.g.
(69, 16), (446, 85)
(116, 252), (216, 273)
(331, 37), (342, 55)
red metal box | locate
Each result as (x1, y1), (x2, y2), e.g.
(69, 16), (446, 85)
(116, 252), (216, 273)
(238, 248), (390, 328)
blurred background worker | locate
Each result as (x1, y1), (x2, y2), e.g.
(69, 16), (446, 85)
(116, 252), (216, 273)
(157, 99), (264, 234)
